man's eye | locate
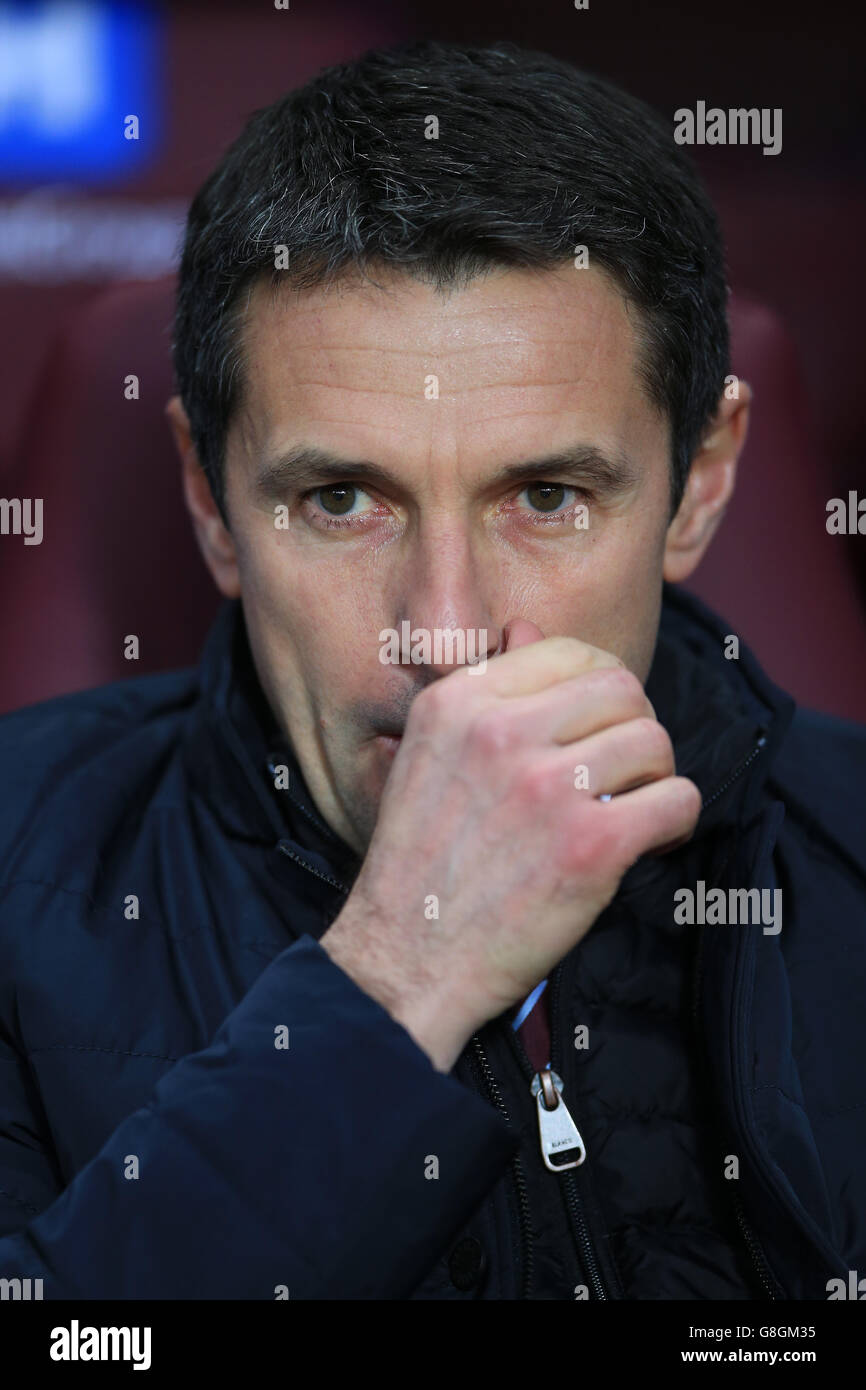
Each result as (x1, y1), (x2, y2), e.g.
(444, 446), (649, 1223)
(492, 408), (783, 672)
(313, 484), (369, 517)
(520, 482), (575, 514)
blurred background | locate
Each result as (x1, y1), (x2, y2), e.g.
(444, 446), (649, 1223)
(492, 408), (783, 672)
(1, 0), (864, 719)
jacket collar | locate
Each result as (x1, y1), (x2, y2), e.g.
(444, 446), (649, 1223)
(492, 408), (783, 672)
(647, 583), (795, 834)
(183, 600), (363, 884)
(185, 585), (796, 875)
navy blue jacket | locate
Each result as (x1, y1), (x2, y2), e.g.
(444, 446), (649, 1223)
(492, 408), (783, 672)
(0, 586), (864, 1299)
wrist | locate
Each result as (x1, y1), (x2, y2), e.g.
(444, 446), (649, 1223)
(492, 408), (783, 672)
(320, 912), (481, 1073)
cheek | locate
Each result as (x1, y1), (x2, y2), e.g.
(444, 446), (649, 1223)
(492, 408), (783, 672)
(539, 515), (666, 672)
(241, 536), (383, 694)
(597, 522), (667, 675)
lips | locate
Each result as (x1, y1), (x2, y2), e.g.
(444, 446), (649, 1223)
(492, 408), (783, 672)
(375, 732), (402, 757)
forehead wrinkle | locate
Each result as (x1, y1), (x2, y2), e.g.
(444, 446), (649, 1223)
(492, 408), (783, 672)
(243, 277), (636, 360)
(288, 376), (589, 398)
(233, 268), (658, 482)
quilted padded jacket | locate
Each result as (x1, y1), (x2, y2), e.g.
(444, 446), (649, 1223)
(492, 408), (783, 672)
(0, 584), (863, 1299)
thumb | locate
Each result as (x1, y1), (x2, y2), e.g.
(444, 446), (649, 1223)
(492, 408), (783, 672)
(502, 617), (546, 652)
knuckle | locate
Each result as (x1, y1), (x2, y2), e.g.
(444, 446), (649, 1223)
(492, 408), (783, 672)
(604, 664), (646, 707)
(467, 706), (514, 757)
(634, 715), (673, 762)
(514, 759), (553, 805)
(675, 776), (703, 822)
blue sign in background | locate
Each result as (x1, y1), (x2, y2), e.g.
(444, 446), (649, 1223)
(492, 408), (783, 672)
(0, 1), (162, 183)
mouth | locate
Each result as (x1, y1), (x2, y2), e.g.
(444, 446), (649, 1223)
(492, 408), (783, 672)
(373, 732), (403, 757)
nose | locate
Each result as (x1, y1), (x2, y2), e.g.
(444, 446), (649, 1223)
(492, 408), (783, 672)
(391, 533), (501, 679)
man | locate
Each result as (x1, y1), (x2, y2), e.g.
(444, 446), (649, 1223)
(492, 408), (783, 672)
(0, 39), (864, 1301)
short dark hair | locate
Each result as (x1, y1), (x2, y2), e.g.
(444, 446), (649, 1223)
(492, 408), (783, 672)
(172, 38), (729, 521)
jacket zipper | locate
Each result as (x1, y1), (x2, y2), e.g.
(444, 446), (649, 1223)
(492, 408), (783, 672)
(691, 921), (778, 1301)
(280, 728), (774, 1302)
(277, 838), (537, 1299)
(549, 964), (608, 1300)
(494, 966), (607, 1300)
(701, 733), (767, 811)
(689, 729), (781, 1300)
(277, 838), (351, 895)
(732, 1190), (779, 1299)
(686, 732), (768, 1036)
(494, 731), (773, 1301)
(470, 1035), (535, 1299)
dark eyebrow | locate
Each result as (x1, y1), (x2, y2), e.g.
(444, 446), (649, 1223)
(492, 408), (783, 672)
(254, 446), (396, 499)
(254, 443), (639, 499)
(490, 448), (639, 495)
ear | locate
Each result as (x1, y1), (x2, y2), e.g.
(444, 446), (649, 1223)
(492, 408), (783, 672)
(663, 382), (752, 584)
(165, 395), (240, 599)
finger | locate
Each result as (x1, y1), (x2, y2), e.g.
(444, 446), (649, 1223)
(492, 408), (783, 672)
(604, 776), (702, 861)
(533, 666), (656, 744)
(502, 618), (546, 651)
(492, 665), (654, 749)
(479, 633), (626, 698)
(564, 716), (675, 795)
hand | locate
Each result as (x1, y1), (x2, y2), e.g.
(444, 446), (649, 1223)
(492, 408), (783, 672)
(321, 620), (700, 1071)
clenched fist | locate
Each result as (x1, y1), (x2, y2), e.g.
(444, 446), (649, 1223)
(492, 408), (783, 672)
(321, 619), (701, 1071)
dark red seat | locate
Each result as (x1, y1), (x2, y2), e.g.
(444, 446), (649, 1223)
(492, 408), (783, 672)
(0, 277), (219, 714)
(1, 278), (864, 721)
(686, 294), (866, 722)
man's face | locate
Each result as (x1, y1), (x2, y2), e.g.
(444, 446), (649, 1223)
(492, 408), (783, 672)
(221, 263), (676, 854)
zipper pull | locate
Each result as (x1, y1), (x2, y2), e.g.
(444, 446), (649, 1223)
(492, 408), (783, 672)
(531, 1069), (586, 1171)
